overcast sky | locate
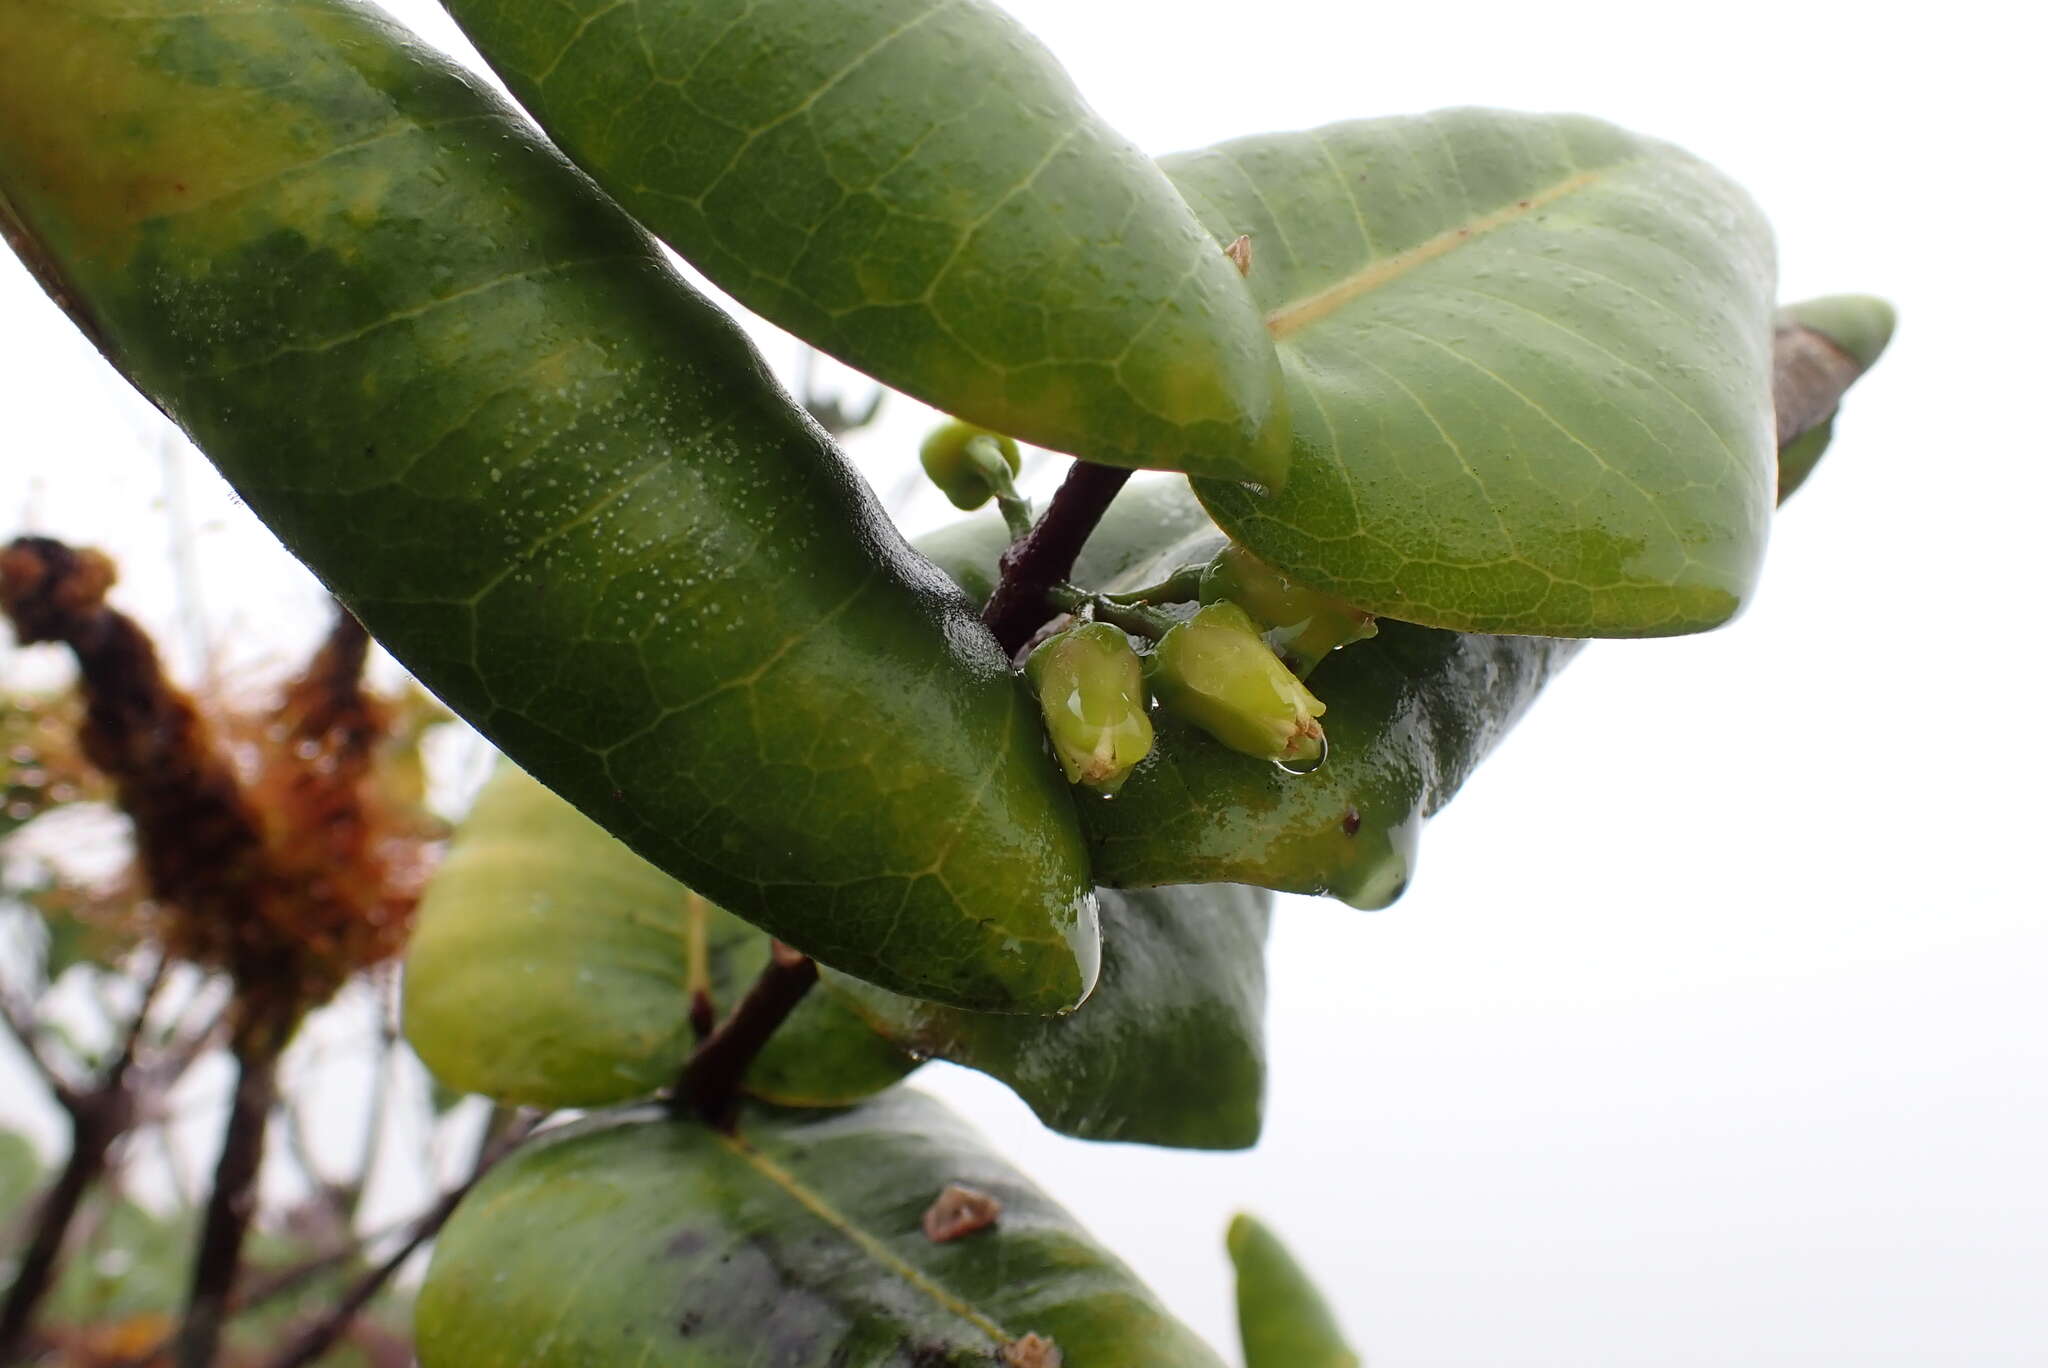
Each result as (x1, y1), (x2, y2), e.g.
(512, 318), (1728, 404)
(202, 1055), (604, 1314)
(3, 0), (2044, 1363)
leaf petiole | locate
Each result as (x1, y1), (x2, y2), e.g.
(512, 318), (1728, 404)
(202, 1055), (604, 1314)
(1046, 585), (1177, 641)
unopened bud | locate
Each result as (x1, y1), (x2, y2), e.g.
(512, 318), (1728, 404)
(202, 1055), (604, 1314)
(1199, 544), (1374, 675)
(1149, 601), (1327, 764)
(919, 421), (1022, 510)
(1025, 623), (1154, 794)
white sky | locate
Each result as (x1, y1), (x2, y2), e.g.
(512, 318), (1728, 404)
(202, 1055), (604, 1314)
(3, 0), (2045, 1363)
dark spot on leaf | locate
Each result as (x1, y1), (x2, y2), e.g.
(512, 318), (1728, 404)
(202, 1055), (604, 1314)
(676, 1310), (702, 1336)
(665, 1227), (710, 1258)
(1341, 806), (1361, 836)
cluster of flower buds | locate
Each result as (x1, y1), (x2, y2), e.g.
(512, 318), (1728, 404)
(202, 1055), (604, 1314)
(1197, 544), (1375, 676)
(1026, 623), (1154, 795)
(919, 420), (1022, 510)
(1147, 601), (1327, 767)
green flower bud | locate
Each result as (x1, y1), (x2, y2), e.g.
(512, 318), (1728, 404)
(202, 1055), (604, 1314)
(1199, 544), (1374, 676)
(1025, 623), (1154, 795)
(1149, 601), (1327, 765)
(919, 421), (1022, 510)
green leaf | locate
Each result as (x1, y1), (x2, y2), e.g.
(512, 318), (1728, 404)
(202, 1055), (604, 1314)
(916, 481), (1577, 907)
(1090, 616), (1576, 907)
(434, 0), (1291, 484)
(0, 0), (1098, 1013)
(404, 763), (918, 1109)
(417, 1093), (1230, 1367)
(828, 884), (1272, 1149)
(1170, 110), (1779, 637)
(1227, 1214), (1361, 1368)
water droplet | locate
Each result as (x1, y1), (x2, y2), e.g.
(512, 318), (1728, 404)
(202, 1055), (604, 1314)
(1276, 731), (1328, 776)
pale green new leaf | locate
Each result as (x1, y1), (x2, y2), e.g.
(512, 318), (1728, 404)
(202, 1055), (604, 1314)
(437, 0), (1291, 483)
(417, 1093), (1230, 1367)
(1174, 109), (1778, 637)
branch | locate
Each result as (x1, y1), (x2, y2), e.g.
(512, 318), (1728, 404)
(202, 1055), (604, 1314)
(257, 1113), (540, 1368)
(175, 1013), (289, 1368)
(671, 942), (818, 1130)
(979, 462), (1134, 656)
(0, 956), (164, 1362)
(0, 990), (73, 1104)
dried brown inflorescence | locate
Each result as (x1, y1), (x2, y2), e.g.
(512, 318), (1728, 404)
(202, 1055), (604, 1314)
(1, 536), (445, 1021)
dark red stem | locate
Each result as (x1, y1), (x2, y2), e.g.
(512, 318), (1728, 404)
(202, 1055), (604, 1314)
(980, 461), (1134, 655)
(671, 943), (818, 1130)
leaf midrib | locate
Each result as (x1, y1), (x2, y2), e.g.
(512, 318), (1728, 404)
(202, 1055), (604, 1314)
(1263, 168), (1608, 341)
(715, 1131), (1013, 1348)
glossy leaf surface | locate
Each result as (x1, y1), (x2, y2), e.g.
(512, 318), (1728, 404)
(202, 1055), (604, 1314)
(1228, 1214), (1361, 1368)
(417, 1093), (1229, 1367)
(404, 764), (916, 1109)
(0, 0), (1097, 1012)
(439, 0), (1290, 484)
(1171, 110), (1778, 637)
(830, 884), (1272, 1149)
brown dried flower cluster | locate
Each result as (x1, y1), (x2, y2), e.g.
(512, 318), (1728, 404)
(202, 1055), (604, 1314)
(1, 536), (446, 1018)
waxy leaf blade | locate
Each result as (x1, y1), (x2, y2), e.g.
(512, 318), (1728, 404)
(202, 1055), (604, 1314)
(1173, 110), (1778, 637)
(404, 765), (917, 1110)
(438, 0), (1291, 484)
(1228, 1214), (1361, 1368)
(0, 0), (1098, 1013)
(828, 884), (1272, 1149)
(416, 1092), (1230, 1367)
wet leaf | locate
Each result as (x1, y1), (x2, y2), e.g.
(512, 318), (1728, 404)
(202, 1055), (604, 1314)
(1171, 110), (1778, 637)
(916, 482), (1576, 906)
(404, 764), (917, 1109)
(417, 1092), (1228, 1367)
(830, 884), (1271, 1149)
(1228, 1214), (1360, 1368)
(0, 0), (1097, 1013)
(438, 0), (1290, 484)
